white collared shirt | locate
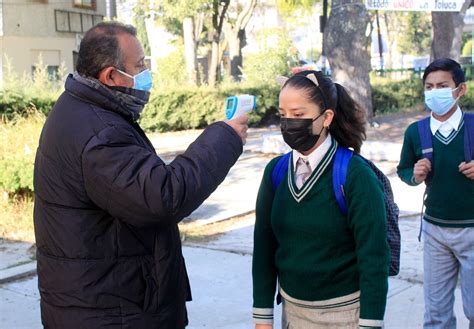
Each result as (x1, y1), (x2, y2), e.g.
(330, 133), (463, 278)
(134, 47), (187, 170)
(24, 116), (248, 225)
(292, 133), (332, 175)
(430, 107), (462, 137)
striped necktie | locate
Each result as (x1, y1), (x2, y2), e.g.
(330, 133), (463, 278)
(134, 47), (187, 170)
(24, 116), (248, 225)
(295, 158), (311, 189)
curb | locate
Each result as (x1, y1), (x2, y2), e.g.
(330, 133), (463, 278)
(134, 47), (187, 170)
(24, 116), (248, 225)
(0, 261), (37, 285)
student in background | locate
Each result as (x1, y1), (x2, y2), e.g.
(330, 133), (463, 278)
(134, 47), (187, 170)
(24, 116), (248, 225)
(397, 58), (473, 329)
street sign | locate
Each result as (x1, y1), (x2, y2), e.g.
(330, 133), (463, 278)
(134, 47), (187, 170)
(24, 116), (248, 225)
(366, 0), (465, 11)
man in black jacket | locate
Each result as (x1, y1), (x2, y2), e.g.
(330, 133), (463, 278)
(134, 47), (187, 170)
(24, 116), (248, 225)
(33, 22), (248, 329)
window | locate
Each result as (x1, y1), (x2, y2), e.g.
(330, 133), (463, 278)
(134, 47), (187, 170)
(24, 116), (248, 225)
(73, 0), (96, 10)
(31, 65), (60, 81)
(55, 10), (103, 33)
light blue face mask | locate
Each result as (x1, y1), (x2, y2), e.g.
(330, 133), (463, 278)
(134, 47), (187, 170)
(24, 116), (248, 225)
(424, 86), (460, 116)
(116, 68), (153, 92)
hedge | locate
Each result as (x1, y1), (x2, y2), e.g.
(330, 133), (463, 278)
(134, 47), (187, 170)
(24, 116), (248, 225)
(139, 84), (280, 132)
(2, 79), (472, 131)
(0, 90), (57, 118)
(371, 77), (424, 114)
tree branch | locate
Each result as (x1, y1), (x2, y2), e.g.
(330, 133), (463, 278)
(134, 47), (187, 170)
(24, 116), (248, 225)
(235, 0), (257, 31)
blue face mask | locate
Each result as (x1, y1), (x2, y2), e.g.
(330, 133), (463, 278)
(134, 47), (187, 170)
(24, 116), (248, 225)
(424, 86), (460, 116)
(116, 68), (153, 92)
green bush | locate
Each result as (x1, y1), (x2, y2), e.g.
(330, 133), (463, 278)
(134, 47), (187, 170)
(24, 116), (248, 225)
(0, 112), (44, 195)
(241, 28), (292, 85)
(0, 155), (34, 194)
(459, 80), (474, 111)
(155, 43), (188, 88)
(140, 83), (280, 132)
(371, 77), (424, 114)
(0, 89), (57, 118)
(0, 55), (62, 119)
(462, 39), (473, 56)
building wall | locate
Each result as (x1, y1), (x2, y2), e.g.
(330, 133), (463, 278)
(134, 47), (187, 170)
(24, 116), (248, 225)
(1, 0), (107, 81)
(3, 0), (106, 37)
(2, 36), (76, 76)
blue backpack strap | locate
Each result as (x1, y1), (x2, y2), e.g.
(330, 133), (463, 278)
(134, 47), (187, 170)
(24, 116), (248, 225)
(332, 146), (353, 216)
(417, 116), (433, 163)
(271, 152), (291, 192)
(464, 113), (474, 162)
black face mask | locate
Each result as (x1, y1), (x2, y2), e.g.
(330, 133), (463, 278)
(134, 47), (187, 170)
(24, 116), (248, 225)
(280, 112), (326, 152)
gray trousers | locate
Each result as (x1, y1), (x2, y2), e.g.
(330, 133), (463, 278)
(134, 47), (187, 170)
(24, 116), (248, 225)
(423, 221), (474, 329)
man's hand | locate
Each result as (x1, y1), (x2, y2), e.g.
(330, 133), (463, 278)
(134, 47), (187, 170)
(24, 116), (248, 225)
(413, 158), (432, 184)
(255, 324), (273, 329)
(459, 161), (474, 180)
(225, 114), (249, 145)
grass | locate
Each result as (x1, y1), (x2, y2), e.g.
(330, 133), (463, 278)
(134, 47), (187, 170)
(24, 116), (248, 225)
(0, 110), (44, 161)
(0, 110), (44, 243)
(0, 194), (35, 243)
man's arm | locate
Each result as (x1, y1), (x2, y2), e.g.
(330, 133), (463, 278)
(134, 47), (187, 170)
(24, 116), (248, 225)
(82, 120), (244, 227)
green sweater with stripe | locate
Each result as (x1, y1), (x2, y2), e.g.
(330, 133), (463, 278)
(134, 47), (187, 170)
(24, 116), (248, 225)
(397, 118), (474, 227)
(252, 140), (390, 325)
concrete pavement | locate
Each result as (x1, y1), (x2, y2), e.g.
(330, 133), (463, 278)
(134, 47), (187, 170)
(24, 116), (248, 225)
(0, 244), (469, 328)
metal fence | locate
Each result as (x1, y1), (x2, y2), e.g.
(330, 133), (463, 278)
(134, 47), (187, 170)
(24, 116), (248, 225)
(372, 56), (473, 80)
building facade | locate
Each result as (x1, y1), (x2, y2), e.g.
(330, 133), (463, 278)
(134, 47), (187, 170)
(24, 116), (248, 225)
(0, 0), (111, 83)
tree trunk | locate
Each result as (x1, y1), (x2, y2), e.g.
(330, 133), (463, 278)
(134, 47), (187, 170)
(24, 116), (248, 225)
(431, 12), (455, 60)
(451, 0), (471, 60)
(323, 0), (374, 122)
(209, 40), (220, 86)
(431, 0), (470, 61)
(228, 30), (243, 81)
(183, 16), (199, 86)
(208, 1), (229, 87)
(223, 0), (257, 81)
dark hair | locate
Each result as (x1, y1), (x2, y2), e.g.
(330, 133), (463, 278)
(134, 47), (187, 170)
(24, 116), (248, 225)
(76, 22), (137, 78)
(283, 70), (366, 153)
(422, 58), (465, 87)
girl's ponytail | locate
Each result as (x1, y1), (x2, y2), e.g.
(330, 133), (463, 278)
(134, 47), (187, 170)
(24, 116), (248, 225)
(329, 83), (366, 154)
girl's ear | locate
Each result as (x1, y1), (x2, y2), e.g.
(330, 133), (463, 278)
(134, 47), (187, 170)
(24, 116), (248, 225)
(323, 109), (335, 128)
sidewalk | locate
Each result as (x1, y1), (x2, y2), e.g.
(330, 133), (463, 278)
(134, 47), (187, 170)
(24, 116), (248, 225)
(0, 244), (469, 329)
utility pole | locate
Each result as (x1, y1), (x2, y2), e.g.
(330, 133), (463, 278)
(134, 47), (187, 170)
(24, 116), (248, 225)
(107, 0), (117, 20)
(375, 10), (384, 74)
(320, 0), (328, 74)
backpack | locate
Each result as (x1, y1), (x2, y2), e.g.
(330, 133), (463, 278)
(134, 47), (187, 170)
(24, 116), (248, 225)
(271, 146), (401, 276)
(417, 112), (474, 174)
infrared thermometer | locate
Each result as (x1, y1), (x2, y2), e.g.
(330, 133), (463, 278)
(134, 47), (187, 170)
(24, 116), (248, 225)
(225, 95), (256, 120)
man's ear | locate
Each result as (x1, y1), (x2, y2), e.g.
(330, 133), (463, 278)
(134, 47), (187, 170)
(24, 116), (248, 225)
(98, 67), (118, 87)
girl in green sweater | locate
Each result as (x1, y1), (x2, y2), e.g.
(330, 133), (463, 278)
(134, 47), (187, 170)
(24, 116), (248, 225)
(252, 70), (389, 329)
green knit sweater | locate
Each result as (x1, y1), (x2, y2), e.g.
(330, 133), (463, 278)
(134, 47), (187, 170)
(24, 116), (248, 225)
(252, 140), (389, 325)
(397, 118), (474, 227)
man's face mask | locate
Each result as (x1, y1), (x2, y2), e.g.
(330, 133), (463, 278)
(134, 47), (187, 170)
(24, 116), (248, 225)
(116, 68), (153, 92)
(280, 111), (326, 153)
(424, 86), (460, 116)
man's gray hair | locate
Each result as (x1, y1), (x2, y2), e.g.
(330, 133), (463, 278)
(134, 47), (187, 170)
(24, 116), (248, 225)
(76, 21), (137, 78)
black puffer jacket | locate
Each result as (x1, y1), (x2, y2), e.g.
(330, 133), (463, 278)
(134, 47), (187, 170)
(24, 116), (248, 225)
(33, 75), (243, 329)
